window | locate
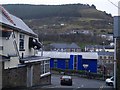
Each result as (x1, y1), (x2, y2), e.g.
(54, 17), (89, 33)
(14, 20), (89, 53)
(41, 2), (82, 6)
(0, 30), (12, 37)
(100, 56), (102, 59)
(104, 56), (106, 59)
(40, 60), (50, 77)
(19, 34), (25, 51)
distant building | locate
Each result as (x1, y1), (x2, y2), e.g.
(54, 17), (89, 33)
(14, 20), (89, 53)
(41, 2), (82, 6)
(99, 34), (113, 41)
(0, 6), (51, 89)
(50, 43), (81, 52)
(97, 52), (114, 76)
(70, 30), (93, 35)
(38, 51), (98, 73)
(85, 45), (114, 52)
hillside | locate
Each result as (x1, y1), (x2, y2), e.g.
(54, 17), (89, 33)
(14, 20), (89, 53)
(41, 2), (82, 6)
(2, 4), (113, 48)
(3, 4), (112, 20)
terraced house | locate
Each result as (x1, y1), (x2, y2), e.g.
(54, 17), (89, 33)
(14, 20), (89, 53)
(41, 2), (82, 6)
(0, 5), (51, 89)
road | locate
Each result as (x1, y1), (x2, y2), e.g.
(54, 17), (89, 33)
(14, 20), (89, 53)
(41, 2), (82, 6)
(42, 74), (113, 89)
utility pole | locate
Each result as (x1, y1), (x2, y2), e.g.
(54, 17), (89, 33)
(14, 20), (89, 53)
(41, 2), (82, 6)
(114, 16), (120, 89)
(116, 38), (120, 89)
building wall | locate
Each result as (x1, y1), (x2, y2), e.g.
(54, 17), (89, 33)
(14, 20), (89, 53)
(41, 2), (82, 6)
(16, 32), (35, 57)
(50, 55), (97, 73)
(57, 59), (66, 69)
(1, 26), (36, 69)
(4, 57), (20, 69)
(82, 59), (97, 73)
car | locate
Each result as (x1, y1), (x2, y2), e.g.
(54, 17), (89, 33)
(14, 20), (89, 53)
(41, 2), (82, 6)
(60, 76), (72, 86)
(105, 76), (114, 86)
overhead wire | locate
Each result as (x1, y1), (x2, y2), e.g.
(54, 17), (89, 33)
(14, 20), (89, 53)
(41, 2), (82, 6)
(108, 0), (120, 9)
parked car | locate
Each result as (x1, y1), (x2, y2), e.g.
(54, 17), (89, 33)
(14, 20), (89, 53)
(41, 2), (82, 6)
(60, 76), (72, 86)
(105, 76), (114, 86)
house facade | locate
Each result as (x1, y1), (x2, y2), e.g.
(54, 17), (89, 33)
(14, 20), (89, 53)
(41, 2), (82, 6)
(97, 52), (114, 76)
(0, 6), (51, 89)
(85, 45), (114, 52)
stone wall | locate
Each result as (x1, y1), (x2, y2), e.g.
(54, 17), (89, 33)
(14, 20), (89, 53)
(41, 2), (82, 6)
(2, 65), (27, 88)
(40, 75), (51, 85)
(32, 63), (51, 86)
(2, 62), (51, 89)
(32, 63), (41, 86)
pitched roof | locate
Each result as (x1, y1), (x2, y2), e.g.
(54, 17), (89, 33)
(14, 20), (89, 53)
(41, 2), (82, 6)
(50, 43), (80, 49)
(0, 5), (37, 37)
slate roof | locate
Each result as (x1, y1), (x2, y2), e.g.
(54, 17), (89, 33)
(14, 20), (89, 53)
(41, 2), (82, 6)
(50, 43), (80, 49)
(0, 6), (37, 37)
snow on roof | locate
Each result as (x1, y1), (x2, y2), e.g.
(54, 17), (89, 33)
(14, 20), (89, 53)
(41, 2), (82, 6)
(0, 6), (37, 36)
(37, 51), (98, 59)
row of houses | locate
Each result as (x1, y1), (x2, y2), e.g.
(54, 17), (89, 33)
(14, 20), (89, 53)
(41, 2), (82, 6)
(0, 5), (51, 89)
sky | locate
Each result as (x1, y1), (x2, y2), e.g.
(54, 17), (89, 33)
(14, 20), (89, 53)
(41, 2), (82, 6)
(0, 0), (120, 16)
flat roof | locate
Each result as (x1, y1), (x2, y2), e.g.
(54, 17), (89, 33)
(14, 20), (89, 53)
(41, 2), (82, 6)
(37, 51), (98, 59)
(20, 56), (50, 64)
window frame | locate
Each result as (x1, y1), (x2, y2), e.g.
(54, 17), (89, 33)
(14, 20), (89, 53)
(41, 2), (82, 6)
(19, 34), (25, 51)
(40, 60), (50, 77)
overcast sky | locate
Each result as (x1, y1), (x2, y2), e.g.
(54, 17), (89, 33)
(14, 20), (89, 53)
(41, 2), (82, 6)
(0, 0), (119, 16)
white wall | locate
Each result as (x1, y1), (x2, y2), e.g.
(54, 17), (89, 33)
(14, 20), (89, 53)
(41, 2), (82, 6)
(1, 26), (36, 69)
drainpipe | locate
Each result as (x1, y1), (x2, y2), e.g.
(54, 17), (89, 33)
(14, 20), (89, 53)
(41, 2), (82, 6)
(12, 32), (22, 63)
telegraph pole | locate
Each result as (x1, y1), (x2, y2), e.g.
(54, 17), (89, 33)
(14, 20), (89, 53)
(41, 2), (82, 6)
(116, 38), (120, 89)
(114, 16), (120, 89)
